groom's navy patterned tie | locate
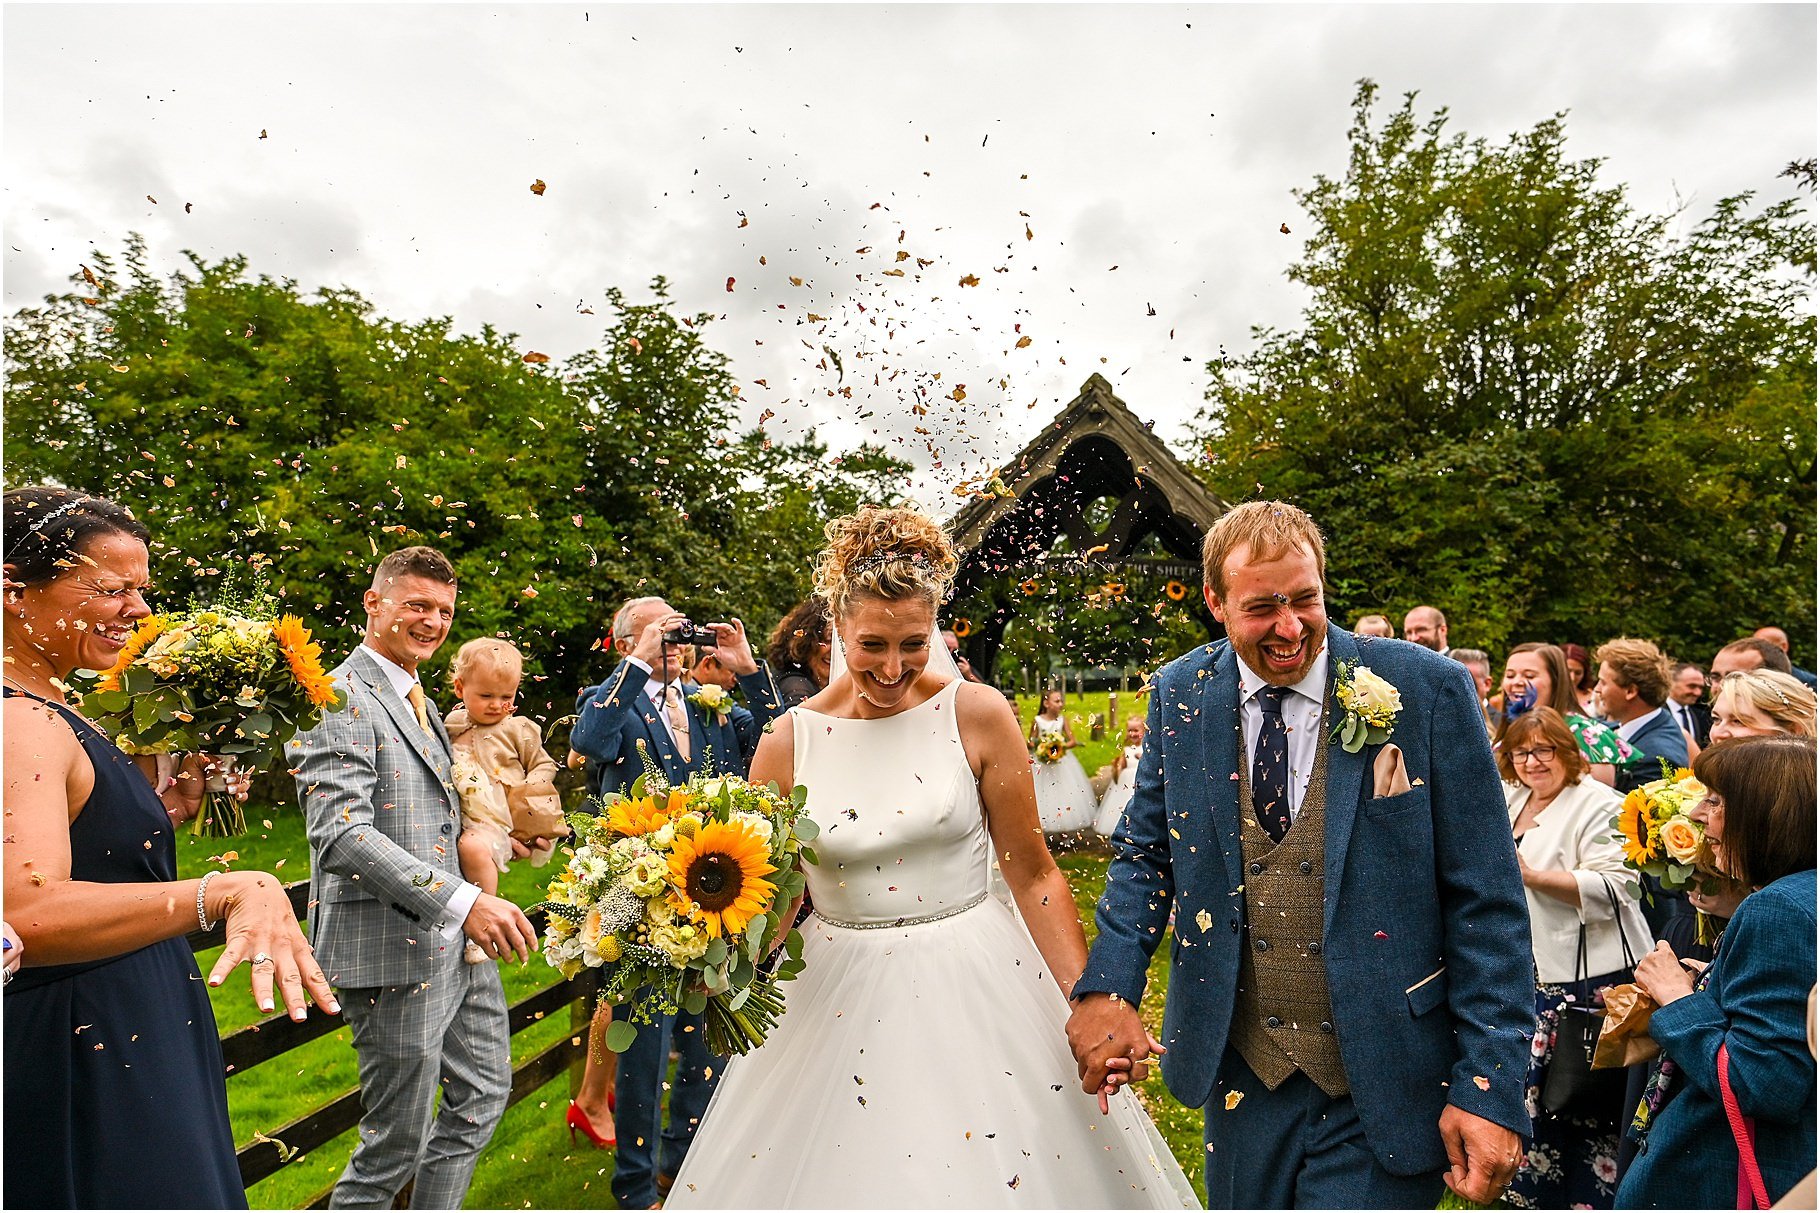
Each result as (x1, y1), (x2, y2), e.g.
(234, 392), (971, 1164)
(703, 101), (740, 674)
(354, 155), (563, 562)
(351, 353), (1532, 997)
(1253, 685), (1293, 844)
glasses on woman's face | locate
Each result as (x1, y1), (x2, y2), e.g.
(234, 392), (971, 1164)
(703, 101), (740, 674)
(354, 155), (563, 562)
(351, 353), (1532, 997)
(1511, 745), (1557, 765)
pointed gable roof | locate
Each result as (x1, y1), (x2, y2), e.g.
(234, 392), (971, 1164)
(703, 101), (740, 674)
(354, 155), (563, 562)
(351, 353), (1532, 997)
(948, 373), (1228, 554)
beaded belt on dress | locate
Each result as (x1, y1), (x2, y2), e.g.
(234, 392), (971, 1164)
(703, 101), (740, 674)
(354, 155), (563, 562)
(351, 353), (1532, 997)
(811, 889), (990, 930)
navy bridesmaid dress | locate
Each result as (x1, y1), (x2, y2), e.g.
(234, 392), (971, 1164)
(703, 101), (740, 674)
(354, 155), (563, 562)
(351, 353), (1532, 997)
(4, 687), (245, 1209)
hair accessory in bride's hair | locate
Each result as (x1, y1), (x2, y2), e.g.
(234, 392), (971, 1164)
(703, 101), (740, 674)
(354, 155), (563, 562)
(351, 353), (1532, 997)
(846, 550), (935, 580)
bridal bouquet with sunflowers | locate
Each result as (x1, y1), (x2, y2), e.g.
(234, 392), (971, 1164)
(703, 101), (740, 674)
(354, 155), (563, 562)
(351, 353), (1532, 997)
(536, 765), (818, 1057)
(1613, 761), (1710, 897)
(82, 592), (346, 836)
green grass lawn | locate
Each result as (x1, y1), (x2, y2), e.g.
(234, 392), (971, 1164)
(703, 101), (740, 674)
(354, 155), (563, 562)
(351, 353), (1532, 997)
(1013, 689), (1150, 784)
(178, 811), (1197, 1207)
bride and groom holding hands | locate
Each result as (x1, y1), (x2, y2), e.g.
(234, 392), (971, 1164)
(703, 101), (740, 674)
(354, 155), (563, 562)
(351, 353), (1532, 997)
(660, 499), (1536, 1209)
(296, 496), (1535, 1210)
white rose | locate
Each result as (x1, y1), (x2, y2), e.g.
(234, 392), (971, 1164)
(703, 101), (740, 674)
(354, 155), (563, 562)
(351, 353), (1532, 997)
(651, 922), (710, 964)
(1349, 667), (1402, 719)
(625, 854), (669, 897)
(698, 777), (730, 800)
(645, 898), (677, 927)
(696, 685), (730, 711)
(650, 824), (677, 850)
(732, 811), (774, 844)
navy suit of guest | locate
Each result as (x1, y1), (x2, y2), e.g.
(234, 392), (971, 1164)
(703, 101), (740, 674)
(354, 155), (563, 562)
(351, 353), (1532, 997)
(1613, 707), (1690, 793)
(571, 662), (777, 798)
(1078, 627), (1535, 1206)
(570, 653), (779, 1208)
(1617, 870), (1817, 1208)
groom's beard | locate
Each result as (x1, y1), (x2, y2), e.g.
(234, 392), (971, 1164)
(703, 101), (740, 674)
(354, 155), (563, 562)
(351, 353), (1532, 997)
(1235, 621), (1327, 686)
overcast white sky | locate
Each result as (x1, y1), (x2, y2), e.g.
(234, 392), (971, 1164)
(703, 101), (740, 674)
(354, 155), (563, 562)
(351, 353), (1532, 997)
(5, 3), (1814, 509)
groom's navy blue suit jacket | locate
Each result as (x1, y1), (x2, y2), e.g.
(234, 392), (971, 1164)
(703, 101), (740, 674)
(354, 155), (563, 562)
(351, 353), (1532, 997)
(571, 661), (781, 797)
(1077, 626), (1535, 1175)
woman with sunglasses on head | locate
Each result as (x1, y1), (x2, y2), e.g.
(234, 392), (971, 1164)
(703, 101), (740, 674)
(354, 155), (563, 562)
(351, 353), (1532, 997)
(1500, 708), (1653, 1208)
(3, 486), (336, 1209)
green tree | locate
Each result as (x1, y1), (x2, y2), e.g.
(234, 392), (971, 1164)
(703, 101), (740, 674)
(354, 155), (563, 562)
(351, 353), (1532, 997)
(3, 243), (910, 743)
(1194, 83), (1816, 662)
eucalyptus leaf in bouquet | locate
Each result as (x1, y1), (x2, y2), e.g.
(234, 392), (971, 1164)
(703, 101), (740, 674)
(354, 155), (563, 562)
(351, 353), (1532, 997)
(534, 764), (817, 1058)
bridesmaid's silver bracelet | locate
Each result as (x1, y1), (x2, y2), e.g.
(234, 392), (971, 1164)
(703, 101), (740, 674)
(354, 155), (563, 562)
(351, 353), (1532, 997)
(196, 871), (219, 932)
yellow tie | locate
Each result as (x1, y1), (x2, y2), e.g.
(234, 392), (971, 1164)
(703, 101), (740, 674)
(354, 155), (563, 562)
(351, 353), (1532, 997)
(407, 683), (433, 734)
(664, 686), (692, 763)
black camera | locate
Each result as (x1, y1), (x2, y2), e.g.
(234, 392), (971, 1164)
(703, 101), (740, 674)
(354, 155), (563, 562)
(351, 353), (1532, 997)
(663, 620), (720, 647)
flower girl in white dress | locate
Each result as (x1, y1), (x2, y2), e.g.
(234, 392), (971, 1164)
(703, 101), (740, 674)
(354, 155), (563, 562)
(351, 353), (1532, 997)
(1093, 716), (1148, 836)
(666, 508), (1195, 1210)
(1027, 690), (1097, 832)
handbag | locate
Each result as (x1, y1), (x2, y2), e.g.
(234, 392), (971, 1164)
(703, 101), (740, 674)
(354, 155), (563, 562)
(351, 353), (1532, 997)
(1541, 876), (1638, 1115)
(1718, 1043), (1772, 1209)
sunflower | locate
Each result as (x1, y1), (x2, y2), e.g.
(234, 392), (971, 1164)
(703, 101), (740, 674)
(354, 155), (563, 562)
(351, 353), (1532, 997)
(667, 820), (777, 939)
(1164, 580), (1188, 602)
(1617, 789), (1661, 865)
(95, 615), (169, 692)
(951, 618), (972, 638)
(608, 793), (678, 837)
(273, 615), (339, 708)
(1019, 578), (1040, 596)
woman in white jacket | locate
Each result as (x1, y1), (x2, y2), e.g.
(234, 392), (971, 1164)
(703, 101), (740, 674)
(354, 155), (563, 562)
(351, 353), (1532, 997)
(1501, 707), (1651, 1210)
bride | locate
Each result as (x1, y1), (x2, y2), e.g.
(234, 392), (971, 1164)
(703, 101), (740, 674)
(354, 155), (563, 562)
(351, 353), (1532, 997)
(666, 508), (1196, 1209)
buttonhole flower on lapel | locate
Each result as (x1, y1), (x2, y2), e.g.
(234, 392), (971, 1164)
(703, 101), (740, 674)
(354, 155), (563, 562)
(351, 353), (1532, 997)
(688, 685), (733, 726)
(1330, 662), (1401, 754)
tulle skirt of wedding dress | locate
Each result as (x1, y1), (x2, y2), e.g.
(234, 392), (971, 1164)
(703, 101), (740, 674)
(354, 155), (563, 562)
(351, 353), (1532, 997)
(665, 897), (1198, 1209)
(1094, 773), (1136, 836)
(1032, 753), (1098, 832)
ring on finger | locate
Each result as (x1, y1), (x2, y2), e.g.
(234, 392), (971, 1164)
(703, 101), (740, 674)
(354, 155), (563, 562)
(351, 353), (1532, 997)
(251, 952), (273, 967)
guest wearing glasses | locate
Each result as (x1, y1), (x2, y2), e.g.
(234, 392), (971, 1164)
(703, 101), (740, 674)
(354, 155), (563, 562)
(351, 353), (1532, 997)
(1501, 708), (1650, 1209)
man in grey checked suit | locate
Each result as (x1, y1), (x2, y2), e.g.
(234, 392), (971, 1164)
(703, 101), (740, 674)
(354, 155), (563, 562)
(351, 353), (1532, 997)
(292, 546), (537, 1209)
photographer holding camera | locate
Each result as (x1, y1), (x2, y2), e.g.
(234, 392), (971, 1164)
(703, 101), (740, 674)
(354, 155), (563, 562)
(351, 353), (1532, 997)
(567, 595), (782, 1208)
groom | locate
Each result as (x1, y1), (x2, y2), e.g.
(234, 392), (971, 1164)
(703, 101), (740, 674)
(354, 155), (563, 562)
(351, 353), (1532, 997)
(1067, 502), (1534, 1208)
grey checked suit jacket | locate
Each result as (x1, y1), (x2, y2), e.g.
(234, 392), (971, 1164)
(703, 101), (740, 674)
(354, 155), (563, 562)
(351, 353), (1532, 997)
(291, 646), (469, 989)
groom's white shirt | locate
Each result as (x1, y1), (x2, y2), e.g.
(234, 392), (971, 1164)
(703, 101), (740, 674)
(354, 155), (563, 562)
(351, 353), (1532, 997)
(360, 642), (478, 940)
(1236, 644), (1330, 822)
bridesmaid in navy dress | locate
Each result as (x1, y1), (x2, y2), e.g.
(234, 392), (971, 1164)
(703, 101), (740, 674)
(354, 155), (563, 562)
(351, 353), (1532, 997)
(2, 487), (337, 1209)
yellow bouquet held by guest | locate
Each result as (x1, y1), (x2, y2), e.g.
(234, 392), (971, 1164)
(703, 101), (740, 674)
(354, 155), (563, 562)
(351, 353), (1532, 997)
(1034, 732), (1067, 765)
(82, 593), (347, 836)
(1612, 761), (1709, 895)
(536, 759), (818, 1057)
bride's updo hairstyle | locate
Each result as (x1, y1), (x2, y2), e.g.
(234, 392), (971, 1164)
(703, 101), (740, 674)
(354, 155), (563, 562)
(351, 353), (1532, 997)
(813, 506), (958, 620)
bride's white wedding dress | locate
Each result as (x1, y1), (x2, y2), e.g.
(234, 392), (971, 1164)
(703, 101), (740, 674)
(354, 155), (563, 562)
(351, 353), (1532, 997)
(665, 679), (1197, 1209)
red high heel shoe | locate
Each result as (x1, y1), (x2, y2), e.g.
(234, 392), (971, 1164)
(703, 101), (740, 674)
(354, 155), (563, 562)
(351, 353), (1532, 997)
(566, 1098), (616, 1148)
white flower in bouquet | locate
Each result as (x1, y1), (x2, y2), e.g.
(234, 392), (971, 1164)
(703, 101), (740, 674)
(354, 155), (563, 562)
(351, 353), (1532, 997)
(652, 922), (711, 965)
(733, 811), (774, 843)
(533, 768), (821, 1058)
(625, 854), (669, 897)
(608, 833), (648, 860)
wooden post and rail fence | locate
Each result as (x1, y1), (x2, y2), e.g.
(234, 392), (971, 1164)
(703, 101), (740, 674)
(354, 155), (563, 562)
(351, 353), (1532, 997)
(188, 879), (600, 1208)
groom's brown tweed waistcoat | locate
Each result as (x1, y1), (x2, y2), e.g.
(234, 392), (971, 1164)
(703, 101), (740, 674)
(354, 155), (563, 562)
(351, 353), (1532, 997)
(1231, 695), (1350, 1098)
